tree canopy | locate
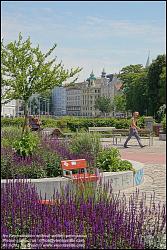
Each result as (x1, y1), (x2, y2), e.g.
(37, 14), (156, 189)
(112, 93), (126, 113)
(118, 55), (166, 118)
(147, 54), (166, 117)
(1, 33), (82, 133)
(95, 96), (112, 116)
(118, 64), (148, 115)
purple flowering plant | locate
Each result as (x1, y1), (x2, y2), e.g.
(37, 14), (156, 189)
(1, 179), (166, 249)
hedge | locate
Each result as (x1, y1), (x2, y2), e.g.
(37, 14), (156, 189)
(1, 116), (146, 131)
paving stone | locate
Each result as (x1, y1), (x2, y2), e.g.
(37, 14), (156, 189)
(102, 137), (166, 206)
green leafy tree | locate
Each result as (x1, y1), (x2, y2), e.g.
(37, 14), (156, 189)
(159, 66), (166, 104)
(1, 33), (81, 134)
(95, 96), (112, 116)
(118, 64), (148, 115)
(112, 93), (126, 113)
(147, 55), (166, 117)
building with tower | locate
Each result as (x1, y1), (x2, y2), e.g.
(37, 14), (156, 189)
(65, 69), (122, 117)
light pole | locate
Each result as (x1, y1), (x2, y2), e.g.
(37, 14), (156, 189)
(29, 99), (31, 115)
(44, 98), (47, 115)
(38, 97), (40, 116)
(47, 99), (49, 116)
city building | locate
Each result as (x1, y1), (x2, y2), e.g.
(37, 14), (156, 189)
(145, 51), (150, 68)
(52, 87), (67, 116)
(66, 70), (122, 117)
(80, 71), (101, 117)
(66, 86), (81, 116)
(1, 86), (19, 117)
(1, 99), (18, 117)
(1, 70), (122, 118)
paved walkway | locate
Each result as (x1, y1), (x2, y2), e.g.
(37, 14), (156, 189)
(101, 137), (166, 205)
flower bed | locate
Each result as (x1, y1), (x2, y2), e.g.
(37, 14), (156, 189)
(1, 179), (166, 249)
(1, 128), (134, 179)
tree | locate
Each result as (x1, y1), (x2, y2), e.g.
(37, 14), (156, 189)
(95, 96), (112, 116)
(112, 93), (126, 113)
(147, 54), (166, 117)
(118, 64), (148, 115)
(1, 33), (81, 134)
(159, 66), (166, 105)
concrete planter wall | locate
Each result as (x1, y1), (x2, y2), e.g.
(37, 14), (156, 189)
(159, 133), (166, 141)
(1, 160), (144, 200)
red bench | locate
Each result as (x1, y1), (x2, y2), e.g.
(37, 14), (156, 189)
(61, 159), (100, 182)
(37, 159), (100, 206)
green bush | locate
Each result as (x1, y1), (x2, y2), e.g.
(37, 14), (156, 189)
(40, 117), (58, 128)
(137, 116), (145, 128)
(1, 127), (22, 148)
(1, 155), (13, 179)
(114, 119), (130, 129)
(13, 132), (40, 157)
(42, 150), (62, 177)
(1, 117), (24, 127)
(119, 160), (135, 172)
(162, 114), (166, 132)
(1, 151), (47, 179)
(1, 116), (148, 131)
(13, 164), (47, 179)
(97, 147), (134, 172)
(69, 132), (102, 160)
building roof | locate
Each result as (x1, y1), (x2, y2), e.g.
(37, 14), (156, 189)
(86, 71), (96, 81)
(145, 51), (150, 68)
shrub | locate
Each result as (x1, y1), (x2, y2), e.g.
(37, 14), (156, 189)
(40, 117), (58, 128)
(1, 117), (24, 127)
(1, 127), (22, 148)
(41, 136), (95, 166)
(41, 149), (62, 177)
(97, 147), (134, 172)
(137, 116), (145, 128)
(1, 148), (46, 179)
(1, 148), (13, 179)
(114, 118), (130, 129)
(13, 163), (46, 179)
(69, 132), (102, 158)
(1, 116), (150, 131)
(1, 179), (166, 249)
(13, 132), (40, 157)
(162, 114), (166, 132)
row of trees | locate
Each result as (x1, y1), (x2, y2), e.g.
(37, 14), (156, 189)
(117, 55), (166, 119)
(95, 55), (166, 120)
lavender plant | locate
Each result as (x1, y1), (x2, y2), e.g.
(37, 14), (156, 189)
(41, 136), (95, 166)
(1, 179), (166, 249)
(1, 147), (46, 179)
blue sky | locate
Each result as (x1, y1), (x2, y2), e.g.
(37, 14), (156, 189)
(1, 1), (166, 81)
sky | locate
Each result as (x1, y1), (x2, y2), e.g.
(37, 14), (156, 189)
(1, 1), (166, 82)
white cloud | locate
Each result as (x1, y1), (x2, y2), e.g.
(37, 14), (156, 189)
(1, 9), (166, 82)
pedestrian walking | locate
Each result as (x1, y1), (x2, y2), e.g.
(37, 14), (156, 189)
(124, 111), (146, 148)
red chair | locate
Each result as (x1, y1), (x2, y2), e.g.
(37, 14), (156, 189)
(61, 159), (100, 183)
(37, 159), (100, 206)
